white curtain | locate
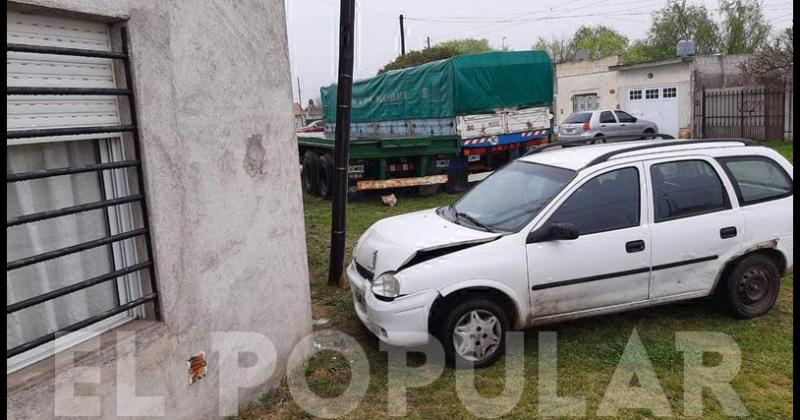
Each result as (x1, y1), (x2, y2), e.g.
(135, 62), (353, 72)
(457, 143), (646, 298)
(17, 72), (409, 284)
(7, 140), (119, 351)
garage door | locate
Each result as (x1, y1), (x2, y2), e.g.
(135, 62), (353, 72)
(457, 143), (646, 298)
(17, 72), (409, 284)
(626, 86), (678, 138)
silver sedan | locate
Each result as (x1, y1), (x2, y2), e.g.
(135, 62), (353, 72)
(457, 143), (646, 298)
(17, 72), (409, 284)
(558, 109), (658, 141)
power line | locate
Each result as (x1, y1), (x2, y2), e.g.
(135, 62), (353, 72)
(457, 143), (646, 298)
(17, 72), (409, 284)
(421, 0), (664, 41)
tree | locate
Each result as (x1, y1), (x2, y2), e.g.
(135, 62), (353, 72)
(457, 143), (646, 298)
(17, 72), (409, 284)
(436, 38), (492, 55)
(739, 27), (793, 85)
(568, 25), (629, 60)
(533, 26), (627, 62)
(719, 0), (771, 54)
(623, 0), (720, 63)
(378, 38), (492, 74)
(533, 36), (567, 61)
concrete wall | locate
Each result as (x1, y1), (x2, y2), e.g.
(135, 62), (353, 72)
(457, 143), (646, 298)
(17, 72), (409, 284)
(6, 1), (312, 418)
(693, 54), (750, 89)
(555, 56), (620, 124)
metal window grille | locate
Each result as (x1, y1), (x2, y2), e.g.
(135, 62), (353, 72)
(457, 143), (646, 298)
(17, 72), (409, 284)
(6, 27), (160, 359)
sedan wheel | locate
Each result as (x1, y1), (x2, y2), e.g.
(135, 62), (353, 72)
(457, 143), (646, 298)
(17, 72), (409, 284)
(452, 310), (502, 362)
(437, 297), (509, 368)
(719, 254), (780, 318)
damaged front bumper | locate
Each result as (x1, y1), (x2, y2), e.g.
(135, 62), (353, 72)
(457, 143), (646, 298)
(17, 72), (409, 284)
(346, 261), (438, 347)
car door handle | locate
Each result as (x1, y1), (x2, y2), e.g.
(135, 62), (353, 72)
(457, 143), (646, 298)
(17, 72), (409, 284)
(600, 124), (607, 127)
(720, 226), (738, 239)
(625, 240), (646, 253)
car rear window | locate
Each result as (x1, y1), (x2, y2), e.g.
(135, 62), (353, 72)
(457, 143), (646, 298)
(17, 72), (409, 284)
(651, 160), (730, 222)
(564, 112), (592, 124)
(718, 156), (793, 205)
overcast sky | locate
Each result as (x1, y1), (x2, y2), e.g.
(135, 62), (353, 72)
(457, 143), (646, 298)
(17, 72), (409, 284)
(285, 0), (793, 105)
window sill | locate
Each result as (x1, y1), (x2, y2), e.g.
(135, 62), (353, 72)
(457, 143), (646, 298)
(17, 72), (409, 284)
(6, 320), (165, 395)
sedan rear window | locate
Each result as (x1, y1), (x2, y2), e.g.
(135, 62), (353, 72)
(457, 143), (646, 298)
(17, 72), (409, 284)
(651, 160), (730, 222)
(718, 156), (793, 205)
(563, 112), (592, 124)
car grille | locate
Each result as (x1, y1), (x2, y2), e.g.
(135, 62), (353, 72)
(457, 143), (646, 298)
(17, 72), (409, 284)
(355, 262), (374, 282)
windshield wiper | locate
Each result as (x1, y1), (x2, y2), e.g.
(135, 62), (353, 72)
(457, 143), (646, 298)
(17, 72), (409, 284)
(454, 211), (496, 232)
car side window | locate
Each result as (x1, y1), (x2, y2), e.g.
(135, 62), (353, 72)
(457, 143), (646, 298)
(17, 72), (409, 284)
(614, 111), (636, 123)
(599, 111), (616, 124)
(548, 167), (640, 235)
(718, 156), (793, 205)
(651, 160), (730, 222)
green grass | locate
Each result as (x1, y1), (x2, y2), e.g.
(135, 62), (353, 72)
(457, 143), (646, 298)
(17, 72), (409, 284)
(760, 141), (793, 163)
(237, 144), (793, 419)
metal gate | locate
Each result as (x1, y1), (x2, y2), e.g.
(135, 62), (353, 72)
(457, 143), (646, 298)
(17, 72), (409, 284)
(694, 86), (790, 141)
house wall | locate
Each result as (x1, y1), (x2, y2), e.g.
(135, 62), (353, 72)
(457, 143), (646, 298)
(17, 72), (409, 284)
(555, 56), (620, 124)
(615, 61), (693, 136)
(6, 1), (312, 418)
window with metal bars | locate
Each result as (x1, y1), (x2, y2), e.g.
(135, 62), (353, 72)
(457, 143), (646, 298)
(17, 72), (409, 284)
(6, 25), (159, 372)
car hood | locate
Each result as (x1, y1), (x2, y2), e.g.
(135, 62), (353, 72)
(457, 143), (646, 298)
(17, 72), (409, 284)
(353, 208), (502, 275)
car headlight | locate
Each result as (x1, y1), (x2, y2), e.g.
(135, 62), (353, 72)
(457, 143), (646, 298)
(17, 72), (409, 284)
(371, 272), (400, 298)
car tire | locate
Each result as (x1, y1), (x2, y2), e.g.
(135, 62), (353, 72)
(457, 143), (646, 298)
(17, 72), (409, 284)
(316, 153), (334, 199)
(718, 254), (781, 318)
(642, 128), (656, 139)
(436, 297), (510, 369)
(301, 150), (319, 194)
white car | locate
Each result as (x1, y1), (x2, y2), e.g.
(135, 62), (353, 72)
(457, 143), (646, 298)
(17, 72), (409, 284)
(348, 139), (793, 367)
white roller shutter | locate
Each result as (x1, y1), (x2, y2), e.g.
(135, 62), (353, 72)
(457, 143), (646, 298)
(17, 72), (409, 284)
(7, 11), (120, 143)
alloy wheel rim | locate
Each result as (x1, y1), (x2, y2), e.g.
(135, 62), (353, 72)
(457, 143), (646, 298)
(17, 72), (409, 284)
(452, 309), (501, 362)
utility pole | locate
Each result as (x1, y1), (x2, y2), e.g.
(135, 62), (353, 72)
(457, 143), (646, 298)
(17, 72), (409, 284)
(328, 0), (356, 286)
(296, 76), (302, 122)
(426, 36), (431, 49)
(399, 14), (406, 55)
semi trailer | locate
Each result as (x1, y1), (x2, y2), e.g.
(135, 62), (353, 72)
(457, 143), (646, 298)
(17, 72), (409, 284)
(297, 50), (554, 197)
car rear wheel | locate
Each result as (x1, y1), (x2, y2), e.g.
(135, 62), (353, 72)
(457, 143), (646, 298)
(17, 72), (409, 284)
(718, 254), (781, 318)
(437, 298), (509, 368)
(301, 150), (319, 194)
(316, 153), (334, 199)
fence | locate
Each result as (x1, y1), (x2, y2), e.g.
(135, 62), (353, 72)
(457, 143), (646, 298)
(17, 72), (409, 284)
(694, 85), (793, 141)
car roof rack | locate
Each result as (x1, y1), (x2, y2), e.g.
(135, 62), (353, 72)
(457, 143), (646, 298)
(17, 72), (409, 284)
(523, 133), (675, 157)
(583, 138), (758, 168)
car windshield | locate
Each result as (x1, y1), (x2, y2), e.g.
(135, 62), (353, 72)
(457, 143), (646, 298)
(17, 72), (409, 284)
(563, 112), (592, 124)
(441, 161), (576, 232)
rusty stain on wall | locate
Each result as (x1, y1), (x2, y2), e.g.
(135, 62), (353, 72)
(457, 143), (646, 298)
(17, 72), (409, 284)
(243, 134), (266, 176)
(187, 351), (207, 384)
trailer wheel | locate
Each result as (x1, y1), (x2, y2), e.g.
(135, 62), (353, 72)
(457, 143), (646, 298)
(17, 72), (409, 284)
(301, 151), (319, 194)
(317, 153), (334, 199)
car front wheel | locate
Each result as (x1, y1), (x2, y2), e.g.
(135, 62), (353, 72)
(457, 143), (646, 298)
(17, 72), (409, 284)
(437, 298), (509, 368)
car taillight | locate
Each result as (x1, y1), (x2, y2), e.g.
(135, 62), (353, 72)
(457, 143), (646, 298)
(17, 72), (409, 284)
(582, 121), (591, 132)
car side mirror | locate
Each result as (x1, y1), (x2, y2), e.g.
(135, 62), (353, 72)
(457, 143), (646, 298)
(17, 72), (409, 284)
(526, 222), (580, 244)
(632, 117), (638, 122)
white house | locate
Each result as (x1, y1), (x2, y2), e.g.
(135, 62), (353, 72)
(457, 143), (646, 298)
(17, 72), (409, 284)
(555, 54), (752, 139)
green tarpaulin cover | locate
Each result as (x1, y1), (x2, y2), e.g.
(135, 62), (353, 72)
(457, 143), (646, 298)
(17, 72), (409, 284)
(321, 50), (553, 123)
